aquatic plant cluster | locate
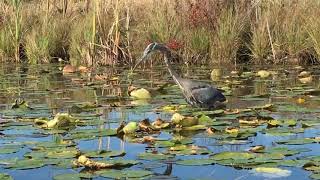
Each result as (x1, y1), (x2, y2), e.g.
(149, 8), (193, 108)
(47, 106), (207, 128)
(1, 0), (320, 65)
(1, 63), (320, 179)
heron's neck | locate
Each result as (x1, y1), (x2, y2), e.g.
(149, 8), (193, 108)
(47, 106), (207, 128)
(163, 51), (183, 88)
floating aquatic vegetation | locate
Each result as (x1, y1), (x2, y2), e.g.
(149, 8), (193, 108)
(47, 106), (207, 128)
(277, 138), (319, 145)
(34, 113), (79, 129)
(69, 102), (100, 113)
(310, 173), (320, 180)
(123, 122), (138, 134)
(11, 99), (33, 110)
(171, 113), (199, 127)
(210, 151), (255, 161)
(128, 86), (151, 99)
(249, 145), (265, 153)
(5, 159), (45, 170)
(252, 167), (291, 178)
(3, 64), (320, 179)
(83, 150), (125, 158)
(98, 169), (153, 179)
(278, 159), (309, 167)
(256, 70), (271, 78)
(176, 159), (215, 166)
(0, 145), (22, 154)
(138, 152), (175, 161)
(152, 118), (171, 129)
(168, 144), (211, 155)
(53, 173), (91, 180)
(0, 173), (13, 180)
(73, 155), (139, 169)
(66, 128), (117, 141)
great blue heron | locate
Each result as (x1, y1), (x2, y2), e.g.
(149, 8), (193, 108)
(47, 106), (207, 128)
(134, 42), (226, 109)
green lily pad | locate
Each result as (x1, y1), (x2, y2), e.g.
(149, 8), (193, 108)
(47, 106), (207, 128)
(169, 145), (211, 155)
(0, 147), (21, 154)
(123, 122), (138, 134)
(311, 173), (320, 180)
(32, 141), (75, 149)
(267, 120), (281, 128)
(176, 159), (215, 166)
(0, 158), (19, 165)
(211, 151), (255, 161)
(193, 110), (224, 116)
(138, 152), (174, 161)
(263, 127), (304, 136)
(83, 150), (125, 158)
(255, 153), (285, 162)
(24, 151), (47, 159)
(67, 129), (117, 140)
(278, 104), (320, 113)
(283, 119), (297, 127)
(198, 115), (216, 125)
(277, 138), (316, 145)
(6, 159), (45, 170)
(278, 159), (309, 167)
(0, 173), (13, 180)
(182, 124), (207, 131)
(46, 148), (80, 159)
(99, 169), (153, 179)
(53, 172), (95, 180)
(155, 140), (176, 148)
(103, 159), (140, 167)
(259, 147), (306, 156)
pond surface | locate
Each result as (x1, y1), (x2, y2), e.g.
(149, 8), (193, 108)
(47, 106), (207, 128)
(1, 63), (320, 180)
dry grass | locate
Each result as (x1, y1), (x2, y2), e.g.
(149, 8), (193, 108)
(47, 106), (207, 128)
(0, 0), (320, 65)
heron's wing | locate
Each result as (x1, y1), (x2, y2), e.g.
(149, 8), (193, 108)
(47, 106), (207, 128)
(188, 84), (226, 105)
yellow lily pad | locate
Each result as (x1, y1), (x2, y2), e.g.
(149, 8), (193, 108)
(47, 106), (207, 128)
(130, 88), (151, 99)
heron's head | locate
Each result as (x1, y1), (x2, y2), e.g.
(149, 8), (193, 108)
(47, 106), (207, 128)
(133, 42), (166, 70)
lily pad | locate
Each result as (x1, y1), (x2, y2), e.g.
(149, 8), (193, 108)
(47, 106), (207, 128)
(123, 122), (138, 134)
(211, 151), (255, 161)
(311, 173), (320, 180)
(278, 159), (309, 167)
(6, 159), (45, 170)
(277, 138), (316, 145)
(83, 150), (125, 158)
(0, 173), (13, 180)
(176, 159), (215, 166)
(0, 147), (21, 154)
(130, 88), (151, 99)
(155, 140), (176, 148)
(253, 167), (291, 178)
(53, 173), (93, 180)
(46, 148), (80, 159)
(67, 129), (117, 140)
(99, 169), (153, 179)
(138, 152), (174, 161)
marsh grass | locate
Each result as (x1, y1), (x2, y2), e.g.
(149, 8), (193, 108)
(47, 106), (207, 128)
(1, 0), (320, 65)
(211, 8), (245, 64)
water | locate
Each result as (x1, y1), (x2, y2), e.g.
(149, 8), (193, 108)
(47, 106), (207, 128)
(0, 63), (320, 179)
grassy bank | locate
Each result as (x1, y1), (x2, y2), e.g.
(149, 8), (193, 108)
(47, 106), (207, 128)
(0, 0), (320, 66)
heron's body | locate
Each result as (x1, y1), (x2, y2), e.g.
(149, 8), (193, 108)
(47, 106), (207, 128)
(175, 78), (226, 108)
(135, 43), (226, 109)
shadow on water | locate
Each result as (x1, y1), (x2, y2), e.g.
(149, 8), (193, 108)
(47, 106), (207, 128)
(1, 63), (320, 179)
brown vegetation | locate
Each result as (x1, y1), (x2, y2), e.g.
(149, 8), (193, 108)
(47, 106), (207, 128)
(0, 0), (320, 66)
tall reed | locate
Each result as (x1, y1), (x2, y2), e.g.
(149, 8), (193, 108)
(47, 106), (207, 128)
(11, 0), (22, 62)
(210, 8), (245, 64)
(1, 0), (320, 65)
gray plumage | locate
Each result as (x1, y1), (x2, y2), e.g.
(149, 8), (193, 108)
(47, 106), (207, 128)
(135, 42), (226, 109)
